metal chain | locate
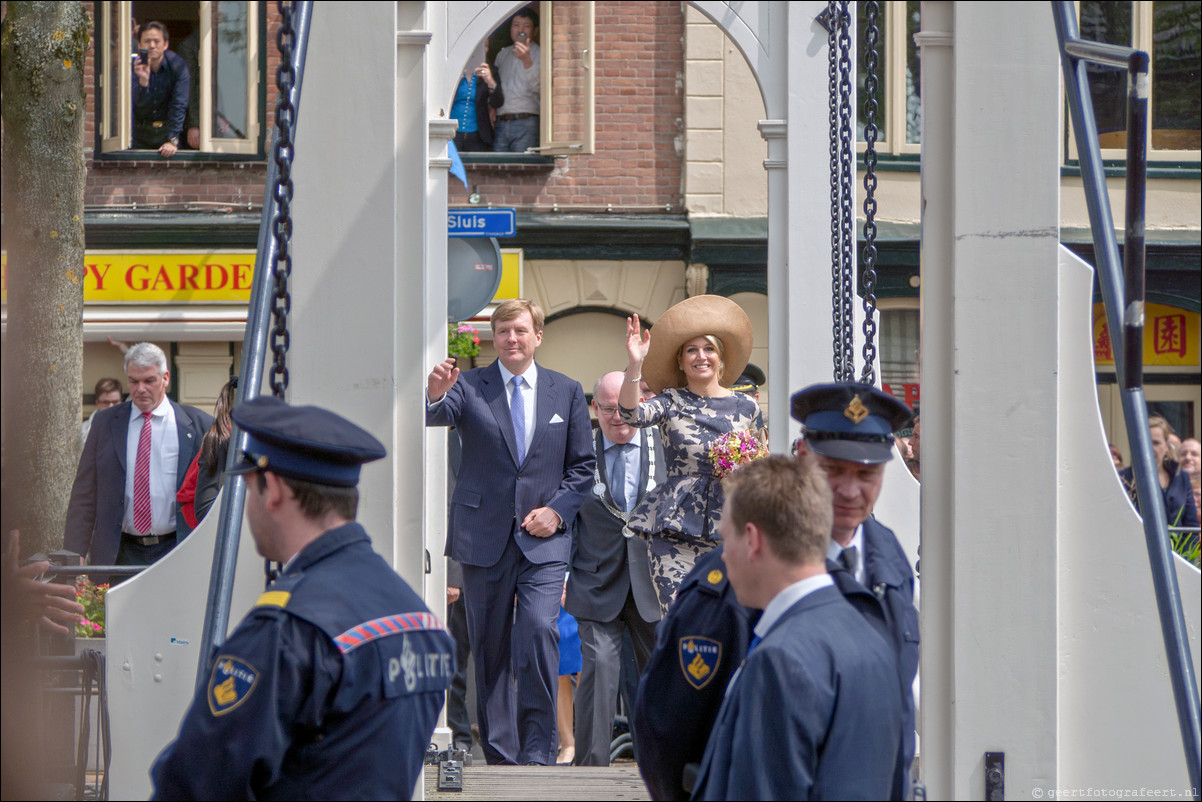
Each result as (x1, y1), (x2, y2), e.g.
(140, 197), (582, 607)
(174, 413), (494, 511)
(859, 0), (880, 386)
(828, 1), (844, 382)
(270, 0), (297, 400)
(266, 0), (297, 588)
(836, 1), (856, 382)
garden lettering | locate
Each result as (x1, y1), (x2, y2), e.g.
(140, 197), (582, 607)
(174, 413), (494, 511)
(80, 254), (256, 302)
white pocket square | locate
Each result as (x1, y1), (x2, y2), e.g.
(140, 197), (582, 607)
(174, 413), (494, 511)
(549, 413), (565, 424)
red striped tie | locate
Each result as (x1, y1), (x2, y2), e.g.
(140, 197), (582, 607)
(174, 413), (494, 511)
(133, 412), (154, 534)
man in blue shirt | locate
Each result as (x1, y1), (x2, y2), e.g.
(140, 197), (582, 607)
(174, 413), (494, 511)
(132, 21), (189, 158)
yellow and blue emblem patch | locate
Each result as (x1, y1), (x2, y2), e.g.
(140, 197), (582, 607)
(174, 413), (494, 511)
(207, 655), (259, 716)
(678, 636), (723, 690)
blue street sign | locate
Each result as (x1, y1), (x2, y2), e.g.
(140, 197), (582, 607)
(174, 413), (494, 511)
(448, 208), (516, 238)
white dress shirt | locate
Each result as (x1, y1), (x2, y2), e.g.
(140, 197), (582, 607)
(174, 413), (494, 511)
(123, 397), (180, 535)
(752, 573), (836, 643)
(725, 572), (835, 699)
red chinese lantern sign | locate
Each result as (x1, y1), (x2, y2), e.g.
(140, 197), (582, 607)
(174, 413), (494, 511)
(1092, 303), (1199, 367)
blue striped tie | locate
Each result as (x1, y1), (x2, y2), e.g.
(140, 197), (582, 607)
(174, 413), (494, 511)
(510, 375), (526, 464)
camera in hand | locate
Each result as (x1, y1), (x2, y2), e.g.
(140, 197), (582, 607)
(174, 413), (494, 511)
(137, 48), (149, 64)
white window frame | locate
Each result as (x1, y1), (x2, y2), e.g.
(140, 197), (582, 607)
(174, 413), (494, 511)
(534, 0), (595, 156)
(857, 1), (921, 157)
(199, 1), (261, 155)
(98, 0), (261, 156)
(1067, 0), (1202, 164)
(99, 3), (132, 152)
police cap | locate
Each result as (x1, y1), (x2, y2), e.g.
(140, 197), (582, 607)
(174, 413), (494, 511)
(227, 397), (386, 487)
(790, 382), (913, 464)
(728, 362), (766, 394)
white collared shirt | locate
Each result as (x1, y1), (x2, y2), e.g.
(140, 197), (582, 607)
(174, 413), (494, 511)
(497, 361), (538, 458)
(724, 572), (835, 700)
(827, 524), (866, 585)
(752, 573), (836, 644)
(123, 397), (180, 535)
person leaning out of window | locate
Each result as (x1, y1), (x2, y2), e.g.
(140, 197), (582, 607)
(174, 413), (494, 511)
(131, 21), (190, 158)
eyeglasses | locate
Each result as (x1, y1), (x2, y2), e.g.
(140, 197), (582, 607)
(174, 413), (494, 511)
(596, 405), (622, 416)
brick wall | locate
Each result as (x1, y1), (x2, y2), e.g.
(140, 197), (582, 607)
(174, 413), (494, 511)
(80, 2), (281, 210)
(452, 1), (685, 212)
(68, 2), (683, 213)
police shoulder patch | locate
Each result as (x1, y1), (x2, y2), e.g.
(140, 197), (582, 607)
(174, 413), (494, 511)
(678, 636), (723, 690)
(207, 655), (260, 716)
(255, 590), (291, 608)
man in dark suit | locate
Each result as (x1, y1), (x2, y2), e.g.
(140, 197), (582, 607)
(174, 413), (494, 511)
(426, 299), (594, 766)
(693, 456), (902, 801)
(565, 371), (663, 766)
(64, 342), (213, 566)
(791, 382), (920, 800)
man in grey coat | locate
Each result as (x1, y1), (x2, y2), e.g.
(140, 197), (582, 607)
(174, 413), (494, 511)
(565, 371), (663, 766)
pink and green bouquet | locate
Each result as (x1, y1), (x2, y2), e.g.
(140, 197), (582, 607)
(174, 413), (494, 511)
(708, 429), (768, 480)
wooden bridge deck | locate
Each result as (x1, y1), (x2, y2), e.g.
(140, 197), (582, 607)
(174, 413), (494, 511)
(424, 762), (651, 800)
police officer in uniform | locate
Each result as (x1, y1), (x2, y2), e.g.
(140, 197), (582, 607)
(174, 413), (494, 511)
(634, 382), (917, 801)
(632, 544), (759, 800)
(791, 382), (919, 800)
(151, 397), (454, 800)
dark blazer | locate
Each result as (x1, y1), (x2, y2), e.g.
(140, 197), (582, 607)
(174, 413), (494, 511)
(1120, 462), (1200, 531)
(692, 585), (902, 801)
(64, 399), (213, 565)
(635, 546), (758, 801)
(426, 360), (595, 567)
(859, 516), (921, 799)
(565, 427), (663, 624)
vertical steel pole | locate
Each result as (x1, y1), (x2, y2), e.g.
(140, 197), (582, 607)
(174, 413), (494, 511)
(197, 1), (313, 672)
(1052, 6), (1201, 793)
(1122, 51), (1148, 393)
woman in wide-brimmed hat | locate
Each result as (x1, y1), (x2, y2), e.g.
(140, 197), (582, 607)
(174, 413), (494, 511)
(617, 295), (765, 614)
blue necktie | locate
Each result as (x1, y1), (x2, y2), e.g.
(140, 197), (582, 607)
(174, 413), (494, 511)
(611, 443), (632, 511)
(839, 545), (859, 577)
(510, 375), (526, 464)
(746, 634), (762, 654)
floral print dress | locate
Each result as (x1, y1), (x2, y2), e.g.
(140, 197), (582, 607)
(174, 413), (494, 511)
(620, 388), (765, 611)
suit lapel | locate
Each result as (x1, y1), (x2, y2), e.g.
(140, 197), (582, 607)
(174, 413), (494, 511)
(111, 402), (132, 473)
(172, 400), (200, 489)
(861, 518), (904, 589)
(483, 362), (522, 466)
(526, 366), (554, 461)
(594, 429), (616, 507)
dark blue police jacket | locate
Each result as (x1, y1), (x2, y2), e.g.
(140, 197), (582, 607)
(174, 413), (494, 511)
(858, 516), (921, 797)
(691, 585), (902, 801)
(633, 546), (760, 801)
(151, 522), (454, 800)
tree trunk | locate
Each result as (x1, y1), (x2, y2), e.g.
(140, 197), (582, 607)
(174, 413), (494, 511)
(1, 2), (90, 556)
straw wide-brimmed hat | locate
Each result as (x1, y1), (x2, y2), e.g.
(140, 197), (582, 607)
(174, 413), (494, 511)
(643, 295), (753, 394)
